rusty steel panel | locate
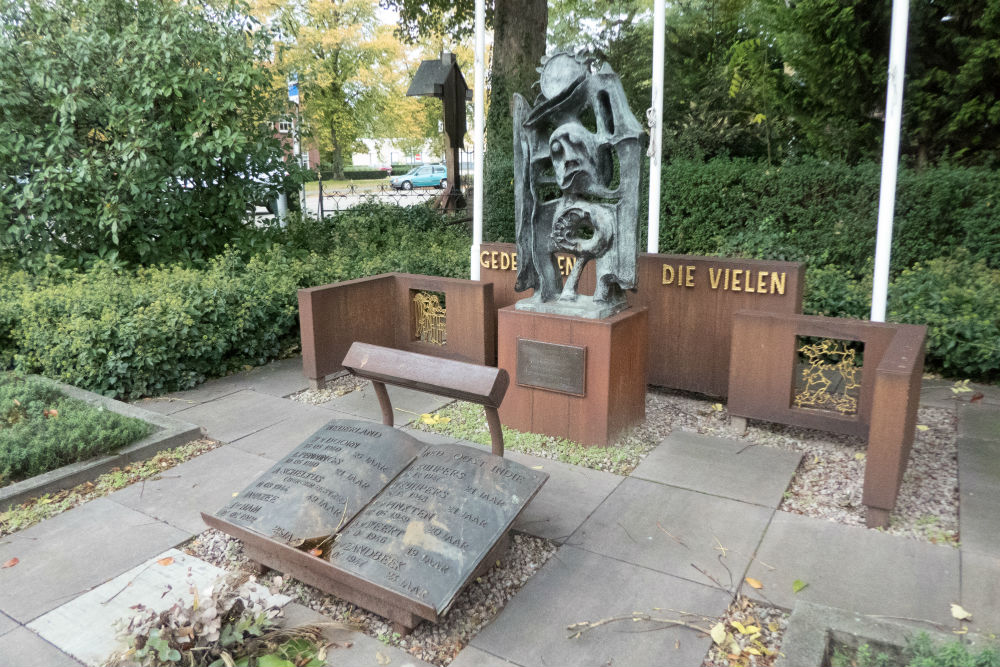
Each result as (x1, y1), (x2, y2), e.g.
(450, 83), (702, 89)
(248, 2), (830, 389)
(342, 342), (508, 408)
(498, 306), (647, 447)
(727, 311), (926, 527)
(479, 243), (803, 397)
(516, 339), (587, 396)
(298, 273), (495, 387)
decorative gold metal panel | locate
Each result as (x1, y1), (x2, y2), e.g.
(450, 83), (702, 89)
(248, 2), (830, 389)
(793, 338), (862, 415)
(412, 291), (447, 345)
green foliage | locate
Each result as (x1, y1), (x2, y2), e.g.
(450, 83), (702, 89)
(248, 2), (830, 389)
(804, 265), (873, 320)
(0, 0), (292, 270)
(906, 633), (1000, 667)
(0, 373), (153, 485)
(889, 253), (1000, 380)
(1, 204), (469, 399)
(660, 158), (1000, 273)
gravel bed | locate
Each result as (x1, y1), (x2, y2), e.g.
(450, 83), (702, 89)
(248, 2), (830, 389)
(702, 596), (789, 667)
(289, 373), (370, 406)
(185, 528), (557, 666)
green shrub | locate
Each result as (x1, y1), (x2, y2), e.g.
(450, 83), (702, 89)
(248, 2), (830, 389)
(0, 373), (153, 485)
(889, 252), (1000, 380)
(2, 204), (470, 399)
(803, 264), (873, 320)
(321, 168), (389, 181)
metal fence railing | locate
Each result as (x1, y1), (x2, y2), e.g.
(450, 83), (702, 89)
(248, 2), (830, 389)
(311, 182), (469, 218)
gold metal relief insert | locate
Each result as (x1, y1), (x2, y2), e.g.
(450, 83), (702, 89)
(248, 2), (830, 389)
(793, 338), (862, 415)
(412, 291), (446, 345)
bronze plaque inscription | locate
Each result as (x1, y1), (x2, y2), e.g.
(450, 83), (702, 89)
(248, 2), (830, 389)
(516, 338), (586, 396)
(328, 443), (548, 615)
(215, 420), (423, 544)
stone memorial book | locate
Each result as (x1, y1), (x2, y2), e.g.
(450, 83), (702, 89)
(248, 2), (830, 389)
(207, 419), (548, 620)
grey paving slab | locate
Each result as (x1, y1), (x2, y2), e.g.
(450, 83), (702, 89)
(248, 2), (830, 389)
(108, 445), (274, 535)
(280, 603), (435, 667)
(505, 449), (623, 542)
(567, 477), (773, 592)
(132, 394), (204, 415)
(961, 550), (1000, 635)
(321, 385), (452, 425)
(747, 511), (960, 625)
(449, 646), (525, 667)
(632, 430), (801, 507)
(0, 498), (189, 623)
(0, 627), (84, 667)
(957, 432), (1000, 556)
(230, 407), (353, 460)
(173, 390), (331, 443)
(234, 356), (312, 398)
(471, 545), (731, 667)
(0, 611), (16, 638)
(959, 403), (1000, 441)
(28, 549), (228, 666)
(400, 426), (459, 446)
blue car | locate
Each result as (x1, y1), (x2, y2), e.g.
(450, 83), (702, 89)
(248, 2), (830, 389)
(390, 164), (447, 190)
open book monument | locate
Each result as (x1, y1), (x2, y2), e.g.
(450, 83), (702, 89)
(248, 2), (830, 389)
(201, 343), (548, 633)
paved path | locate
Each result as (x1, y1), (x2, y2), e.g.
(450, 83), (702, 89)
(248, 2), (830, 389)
(1, 359), (997, 666)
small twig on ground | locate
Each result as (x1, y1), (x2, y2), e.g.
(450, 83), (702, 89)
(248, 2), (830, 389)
(656, 521), (689, 548)
(567, 612), (710, 639)
(617, 521), (639, 544)
(690, 563), (729, 593)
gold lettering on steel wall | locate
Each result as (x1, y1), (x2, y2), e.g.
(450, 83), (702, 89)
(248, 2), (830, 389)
(793, 338), (862, 415)
(413, 291), (447, 345)
(479, 250), (578, 277)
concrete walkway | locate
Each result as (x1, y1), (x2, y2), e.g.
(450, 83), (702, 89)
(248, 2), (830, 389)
(1, 358), (998, 666)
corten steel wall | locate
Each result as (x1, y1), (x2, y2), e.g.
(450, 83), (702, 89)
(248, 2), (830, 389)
(727, 311), (926, 527)
(478, 242), (804, 397)
(498, 306), (647, 447)
(298, 273), (495, 388)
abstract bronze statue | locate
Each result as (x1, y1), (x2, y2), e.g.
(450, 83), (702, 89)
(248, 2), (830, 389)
(513, 53), (643, 319)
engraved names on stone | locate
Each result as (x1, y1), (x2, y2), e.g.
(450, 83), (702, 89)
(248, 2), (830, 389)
(328, 443), (548, 614)
(216, 420), (423, 544)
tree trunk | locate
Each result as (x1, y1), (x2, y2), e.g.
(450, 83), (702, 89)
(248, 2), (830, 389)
(483, 0), (548, 242)
(330, 119), (345, 180)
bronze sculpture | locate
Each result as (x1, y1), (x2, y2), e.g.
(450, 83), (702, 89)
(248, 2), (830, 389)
(513, 53), (643, 319)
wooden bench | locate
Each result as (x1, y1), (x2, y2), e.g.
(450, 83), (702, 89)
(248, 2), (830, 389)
(341, 342), (510, 457)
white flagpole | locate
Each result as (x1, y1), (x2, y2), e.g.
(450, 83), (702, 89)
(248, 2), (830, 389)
(871, 0), (910, 322)
(647, 0), (665, 254)
(471, 0), (486, 280)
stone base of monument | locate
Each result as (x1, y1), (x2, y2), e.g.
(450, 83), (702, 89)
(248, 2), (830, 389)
(514, 292), (627, 320)
(497, 305), (647, 447)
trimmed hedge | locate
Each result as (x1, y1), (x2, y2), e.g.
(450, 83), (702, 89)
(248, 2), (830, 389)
(0, 204), (470, 399)
(320, 168), (389, 181)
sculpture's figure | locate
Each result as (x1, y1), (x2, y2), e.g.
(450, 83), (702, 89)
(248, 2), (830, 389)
(513, 53), (643, 319)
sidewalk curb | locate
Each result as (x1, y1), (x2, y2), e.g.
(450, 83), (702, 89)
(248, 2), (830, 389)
(0, 378), (202, 510)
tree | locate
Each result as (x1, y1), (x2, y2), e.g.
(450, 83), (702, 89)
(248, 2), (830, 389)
(381, 0), (547, 241)
(0, 0), (292, 269)
(265, 0), (409, 179)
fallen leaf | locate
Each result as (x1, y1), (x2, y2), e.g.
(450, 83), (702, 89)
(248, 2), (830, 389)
(376, 651), (391, 665)
(309, 548), (323, 557)
(711, 403), (723, 412)
(745, 577), (763, 589)
(951, 603), (973, 621)
(954, 626), (969, 635)
(746, 647), (762, 656)
(916, 424), (929, 431)
(792, 579), (808, 594)
(951, 379), (972, 394)
(674, 639), (679, 650)
(971, 392), (984, 403)
(232, 492), (239, 497)
(12, 399), (19, 406)
(710, 622), (727, 645)
(531, 465), (544, 470)
(43, 408), (58, 418)
(854, 452), (866, 461)
(744, 625), (761, 634)
(2, 557), (19, 568)
(768, 622), (779, 633)
(731, 620), (747, 634)
(156, 556), (174, 566)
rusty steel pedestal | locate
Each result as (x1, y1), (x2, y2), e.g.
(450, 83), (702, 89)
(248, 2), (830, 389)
(497, 305), (647, 447)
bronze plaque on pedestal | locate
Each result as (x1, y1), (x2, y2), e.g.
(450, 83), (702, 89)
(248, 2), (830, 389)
(515, 338), (586, 396)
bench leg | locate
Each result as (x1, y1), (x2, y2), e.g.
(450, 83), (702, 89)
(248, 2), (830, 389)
(371, 380), (394, 427)
(484, 407), (504, 457)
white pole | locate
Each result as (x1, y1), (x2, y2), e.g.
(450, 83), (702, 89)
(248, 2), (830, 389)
(471, 0), (486, 281)
(870, 0), (910, 322)
(646, 0), (666, 254)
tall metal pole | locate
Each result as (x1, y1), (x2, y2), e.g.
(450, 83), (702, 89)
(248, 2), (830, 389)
(471, 0), (486, 281)
(646, 0), (666, 254)
(870, 0), (910, 322)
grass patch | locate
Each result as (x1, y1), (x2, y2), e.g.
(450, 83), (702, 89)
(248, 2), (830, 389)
(0, 373), (155, 486)
(828, 633), (1000, 667)
(410, 401), (656, 475)
(0, 438), (220, 536)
